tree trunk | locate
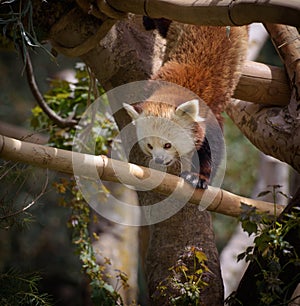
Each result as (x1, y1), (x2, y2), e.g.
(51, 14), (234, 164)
(48, 10), (224, 303)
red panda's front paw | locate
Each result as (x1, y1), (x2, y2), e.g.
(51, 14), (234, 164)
(180, 171), (209, 189)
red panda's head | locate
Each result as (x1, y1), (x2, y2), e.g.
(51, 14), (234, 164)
(123, 99), (205, 167)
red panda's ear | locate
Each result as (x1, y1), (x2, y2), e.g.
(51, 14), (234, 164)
(175, 99), (204, 122)
(123, 103), (140, 121)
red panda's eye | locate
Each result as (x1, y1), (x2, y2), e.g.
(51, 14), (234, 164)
(147, 143), (153, 150)
(164, 143), (172, 149)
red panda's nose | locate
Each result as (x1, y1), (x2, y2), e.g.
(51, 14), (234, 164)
(154, 157), (164, 164)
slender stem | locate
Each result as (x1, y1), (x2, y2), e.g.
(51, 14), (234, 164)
(24, 48), (78, 128)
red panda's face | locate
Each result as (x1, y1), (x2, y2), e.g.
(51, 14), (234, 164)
(138, 135), (178, 166)
(123, 100), (205, 167)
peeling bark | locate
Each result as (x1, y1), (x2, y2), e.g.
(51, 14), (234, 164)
(265, 24), (300, 120)
(226, 99), (300, 173)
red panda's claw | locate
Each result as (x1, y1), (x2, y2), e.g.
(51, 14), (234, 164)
(197, 179), (208, 190)
(180, 171), (208, 189)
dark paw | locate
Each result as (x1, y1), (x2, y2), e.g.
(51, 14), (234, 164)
(180, 171), (208, 189)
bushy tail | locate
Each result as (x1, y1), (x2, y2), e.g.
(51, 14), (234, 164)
(152, 24), (249, 119)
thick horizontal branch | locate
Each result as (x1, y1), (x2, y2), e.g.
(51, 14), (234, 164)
(106, 0), (300, 27)
(49, 5), (292, 106)
(236, 61), (290, 106)
(0, 134), (284, 218)
(0, 121), (48, 144)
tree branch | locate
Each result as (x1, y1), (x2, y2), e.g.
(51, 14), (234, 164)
(226, 99), (300, 173)
(235, 61), (290, 106)
(104, 0), (300, 27)
(41, 0), (294, 110)
(0, 134), (284, 218)
(0, 121), (48, 144)
(264, 24), (300, 119)
(226, 25), (300, 172)
(265, 24), (300, 82)
(0, 170), (49, 220)
(24, 49), (78, 128)
(48, 5), (292, 107)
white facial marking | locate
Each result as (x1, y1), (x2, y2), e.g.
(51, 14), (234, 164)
(123, 102), (198, 166)
(137, 116), (195, 166)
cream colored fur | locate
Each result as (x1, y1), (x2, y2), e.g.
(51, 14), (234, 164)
(123, 100), (203, 168)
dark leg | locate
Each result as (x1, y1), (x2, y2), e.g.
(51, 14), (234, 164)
(180, 137), (211, 189)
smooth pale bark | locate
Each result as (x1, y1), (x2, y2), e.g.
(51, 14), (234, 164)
(235, 61), (290, 106)
(0, 134), (284, 218)
(0, 121), (48, 144)
(105, 0), (300, 27)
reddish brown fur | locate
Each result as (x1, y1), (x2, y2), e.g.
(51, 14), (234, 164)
(142, 101), (176, 118)
(152, 25), (249, 124)
(131, 24), (248, 188)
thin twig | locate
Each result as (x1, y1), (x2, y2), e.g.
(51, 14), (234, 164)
(0, 161), (18, 181)
(24, 48), (78, 128)
(0, 169), (49, 220)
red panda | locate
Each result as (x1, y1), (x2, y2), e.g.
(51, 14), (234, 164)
(124, 23), (248, 189)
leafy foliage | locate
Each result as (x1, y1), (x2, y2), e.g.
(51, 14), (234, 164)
(0, 161), (46, 230)
(31, 62), (117, 151)
(53, 178), (127, 305)
(0, 161), (54, 304)
(0, 269), (52, 306)
(154, 246), (213, 305)
(226, 187), (300, 305)
(0, 0), (52, 59)
(31, 62), (132, 304)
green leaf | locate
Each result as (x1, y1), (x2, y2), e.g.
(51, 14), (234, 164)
(195, 250), (207, 263)
(237, 252), (246, 262)
(257, 190), (271, 198)
(240, 203), (257, 219)
(241, 220), (258, 236)
(254, 233), (271, 254)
